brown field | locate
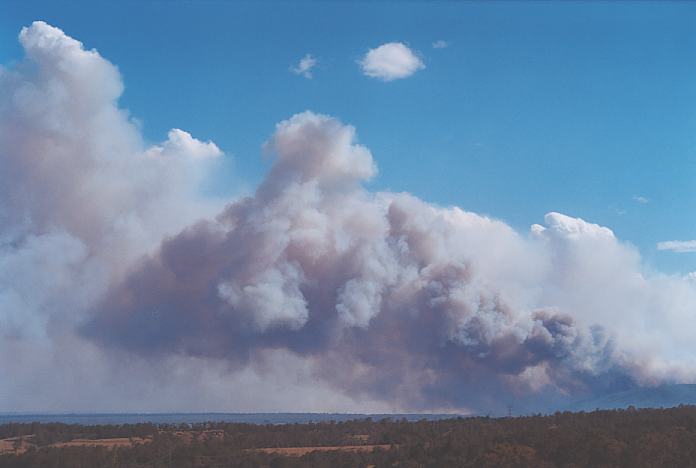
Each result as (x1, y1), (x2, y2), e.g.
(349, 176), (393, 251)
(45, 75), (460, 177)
(1, 432), (393, 458)
(0, 430), (223, 455)
(49, 437), (152, 449)
(250, 444), (394, 456)
(0, 436), (36, 455)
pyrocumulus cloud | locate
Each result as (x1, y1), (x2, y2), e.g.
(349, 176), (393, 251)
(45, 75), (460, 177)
(2, 22), (696, 415)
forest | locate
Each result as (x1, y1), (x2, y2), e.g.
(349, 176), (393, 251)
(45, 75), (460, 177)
(3, 406), (696, 467)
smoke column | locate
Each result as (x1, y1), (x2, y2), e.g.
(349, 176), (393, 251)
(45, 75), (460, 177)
(2, 22), (696, 414)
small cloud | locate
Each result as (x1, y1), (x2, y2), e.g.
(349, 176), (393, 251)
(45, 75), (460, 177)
(291, 54), (317, 79)
(147, 129), (222, 160)
(657, 240), (696, 253)
(432, 40), (448, 49)
(359, 42), (424, 81)
(632, 195), (649, 204)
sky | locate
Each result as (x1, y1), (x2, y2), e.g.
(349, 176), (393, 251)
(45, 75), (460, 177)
(4, 1), (696, 273)
(3, 1), (696, 415)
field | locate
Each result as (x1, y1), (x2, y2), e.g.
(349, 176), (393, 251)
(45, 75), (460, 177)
(249, 444), (393, 456)
(48, 437), (151, 449)
(0, 436), (33, 455)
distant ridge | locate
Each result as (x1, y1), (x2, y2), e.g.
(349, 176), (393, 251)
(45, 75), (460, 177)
(0, 412), (462, 425)
(567, 384), (696, 412)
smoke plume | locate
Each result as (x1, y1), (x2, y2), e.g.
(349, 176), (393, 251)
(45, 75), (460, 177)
(2, 22), (696, 414)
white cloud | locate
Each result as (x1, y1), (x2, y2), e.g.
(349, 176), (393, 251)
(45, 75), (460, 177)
(146, 128), (222, 160)
(657, 240), (696, 253)
(532, 212), (615, 240)
(359, 42), (424, 81)
(291, 54), (317, 79)
(633, 195), (649, 204)
(432, 40), (448, 49)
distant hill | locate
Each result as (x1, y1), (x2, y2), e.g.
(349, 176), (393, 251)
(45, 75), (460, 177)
(0, 412), (461, 425)
(566, 384), (696, 412)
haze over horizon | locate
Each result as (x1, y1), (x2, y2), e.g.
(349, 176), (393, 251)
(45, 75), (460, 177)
(3, 2), (696, 416)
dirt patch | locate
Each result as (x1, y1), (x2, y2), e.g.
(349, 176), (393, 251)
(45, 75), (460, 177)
(50, 437), (151, 449)
(0, 436), (36, 455)
(250, 444), (394, 456)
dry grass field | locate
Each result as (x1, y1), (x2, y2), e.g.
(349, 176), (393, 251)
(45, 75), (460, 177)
(250, 444), (394, 456)
(0, 436), (35, 455)
(0, 429), (224, 454)
(49, 437), (152, 449)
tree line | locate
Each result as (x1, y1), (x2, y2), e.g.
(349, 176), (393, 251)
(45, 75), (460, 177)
(4, 406), (696, 466)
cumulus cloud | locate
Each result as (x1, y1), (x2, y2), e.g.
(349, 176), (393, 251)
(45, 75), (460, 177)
(291, 54), (317, 79)
(146, 129), (222, 160)
(4, 22), (696, 415)
(633, 195), (649, 204)
(657, 240), (696, 253)
(532, 212), (615, 240)
(1, 22), (223, 259)
(432, 40), (448, 49)
(360, 42), (425, 81)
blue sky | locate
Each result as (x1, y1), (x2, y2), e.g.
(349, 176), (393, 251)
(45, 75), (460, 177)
(3, 0), (696, 273)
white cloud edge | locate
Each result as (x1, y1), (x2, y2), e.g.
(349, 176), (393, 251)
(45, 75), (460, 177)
(657, 240), (696, 253)
(291, 54), (317, 79)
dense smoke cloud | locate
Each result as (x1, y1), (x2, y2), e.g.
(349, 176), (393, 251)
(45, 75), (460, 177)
(2, 22), (696, 414)
(81, 110), (673, 412)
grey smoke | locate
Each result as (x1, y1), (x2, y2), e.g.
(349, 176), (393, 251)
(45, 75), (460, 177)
(2, 21), (696, 414)
(83, 111), (692, 412)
